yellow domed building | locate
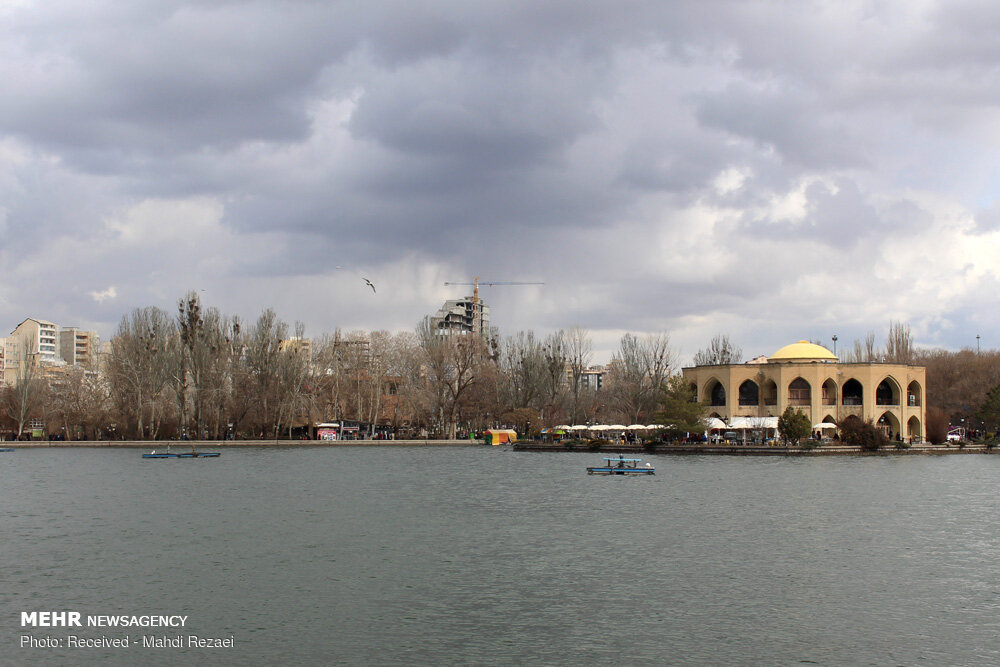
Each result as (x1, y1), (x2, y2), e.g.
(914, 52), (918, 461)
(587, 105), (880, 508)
(681, 341), (926, 441)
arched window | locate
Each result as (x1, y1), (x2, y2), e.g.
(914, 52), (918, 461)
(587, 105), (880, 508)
(842, 379), (863, 406)
(907, 381), (922, 407)
(876, 378), (900, 406)
(761, 379), (778, 406)
(878, 412), (900, 439)
(705, 379), (726, 407)
(739, 380), (759, 406)
(821, 379), (837, 406)
(907, 416), (922, 439)
(788, 378), (811, 406)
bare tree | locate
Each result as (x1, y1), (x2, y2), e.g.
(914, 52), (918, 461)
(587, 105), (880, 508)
(382, 331), (422, 434)
(692, 334), (742, 366)
(863, 331), (878, 362)
(47, 366), (111, 440)
(564, 326), (593, 424)
(275, 322), (311, 439)
(840, 330), (878, 364)
(884, 320), (914, 364)
(604, 332), (676, 424)
(498, 331), (548, 417)
(416, 317), (489, 438)
(2, 338), (44, 438)
(243, 308), (288, 437)
(540, 331), (568, 425)
(105, 307), (176, 438)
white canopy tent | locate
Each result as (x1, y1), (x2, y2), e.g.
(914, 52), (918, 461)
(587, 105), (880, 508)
(704, 417), (727, 431)
(727, 416), (779, 430)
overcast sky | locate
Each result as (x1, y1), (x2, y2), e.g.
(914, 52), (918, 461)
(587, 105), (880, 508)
(3, 0), (1000, 363)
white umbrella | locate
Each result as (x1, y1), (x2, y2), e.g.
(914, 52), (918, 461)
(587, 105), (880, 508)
(569, 425), (589, 431)
(813, 422), (838, 430)
(626, 424), (647, 430)
(555, 425), (571, 430)
(609, 424), (627, 430)
(591, 424), (610, 431)
(704, 417), (726, 430)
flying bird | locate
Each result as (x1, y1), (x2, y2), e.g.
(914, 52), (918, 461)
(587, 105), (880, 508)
(364, 278), (376, 294)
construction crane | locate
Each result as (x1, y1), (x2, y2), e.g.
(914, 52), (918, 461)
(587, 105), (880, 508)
(442, 277), (545, 334)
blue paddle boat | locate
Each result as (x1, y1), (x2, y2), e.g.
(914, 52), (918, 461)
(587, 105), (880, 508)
(587, 456), (654, 475)
(143, 448), (220, 459)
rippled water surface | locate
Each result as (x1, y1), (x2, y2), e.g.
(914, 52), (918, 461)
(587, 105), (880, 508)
(3, 447), (1000, 665)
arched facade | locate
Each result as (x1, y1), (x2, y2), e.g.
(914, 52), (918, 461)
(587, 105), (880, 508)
(681, 340), (927, 441)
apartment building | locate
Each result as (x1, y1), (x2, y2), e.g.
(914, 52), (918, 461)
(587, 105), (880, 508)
(2, 319), (104, 384)
(563, 364), (605, 391)
(59, 328), (100, 368)
(4, 318), (58, 384)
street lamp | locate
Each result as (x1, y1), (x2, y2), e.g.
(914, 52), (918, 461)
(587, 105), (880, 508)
(832, 335), (838, 356)
(977, 335), (981, 354)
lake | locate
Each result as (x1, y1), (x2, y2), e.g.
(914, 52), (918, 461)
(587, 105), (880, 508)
(3, 447), (1000, 665)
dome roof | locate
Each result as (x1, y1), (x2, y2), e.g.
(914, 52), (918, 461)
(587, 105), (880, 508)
(768, 340), (838, 362)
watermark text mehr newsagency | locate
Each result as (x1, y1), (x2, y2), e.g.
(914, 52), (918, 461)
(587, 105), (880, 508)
(22, 612), (188, 627)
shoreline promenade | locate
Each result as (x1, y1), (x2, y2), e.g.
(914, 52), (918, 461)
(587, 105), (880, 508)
(516, 441), (994, 456)
(3, 439), (993, 455)
(4, 439), (474, 448)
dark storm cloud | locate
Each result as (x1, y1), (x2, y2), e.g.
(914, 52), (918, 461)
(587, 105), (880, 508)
(3, 0), (1000, 355)
(695, 83), (870, 170)
(618, 133), (737, 195)
(0, 2), (354, 157)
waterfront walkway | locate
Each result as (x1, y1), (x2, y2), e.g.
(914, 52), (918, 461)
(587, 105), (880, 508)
(5, 440), (990, 455)
(4, 439), (474, 448)
(515, 441), (994, 456)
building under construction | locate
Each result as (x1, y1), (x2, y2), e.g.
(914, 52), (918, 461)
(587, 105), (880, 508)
(434, 277), (543, 337)
(430, 295), (490, 336)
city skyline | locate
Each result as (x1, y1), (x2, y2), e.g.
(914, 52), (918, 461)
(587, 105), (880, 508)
(2, 1), (999, 364)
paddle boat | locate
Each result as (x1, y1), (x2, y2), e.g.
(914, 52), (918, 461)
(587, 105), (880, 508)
(143, 447), (220, 459)
(587, 456), (655, 475)
(0, 448), (13, 452)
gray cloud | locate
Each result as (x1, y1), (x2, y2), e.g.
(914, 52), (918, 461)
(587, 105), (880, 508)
(2, 1), (1000, 359)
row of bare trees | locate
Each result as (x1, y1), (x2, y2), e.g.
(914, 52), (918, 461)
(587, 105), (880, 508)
(0, 292), (685, 440)
(9, 299), (994, 441)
